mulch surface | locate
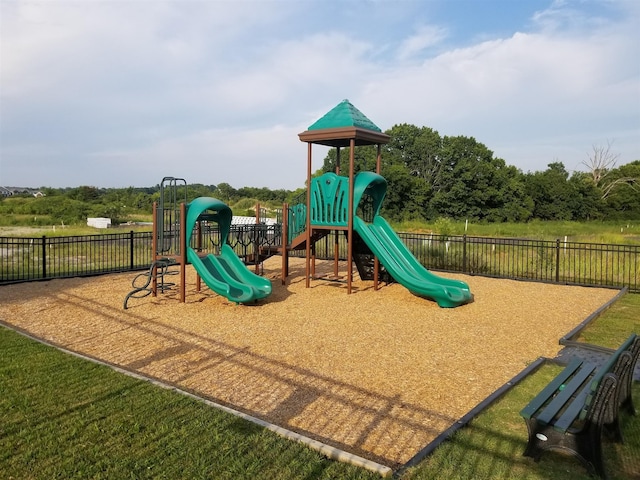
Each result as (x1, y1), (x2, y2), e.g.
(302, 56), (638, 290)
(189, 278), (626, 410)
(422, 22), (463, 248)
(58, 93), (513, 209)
(0, 257), (618, 468)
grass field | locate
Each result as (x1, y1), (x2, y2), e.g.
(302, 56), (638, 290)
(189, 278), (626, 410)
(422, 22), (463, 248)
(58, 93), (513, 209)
(2, 218), (639, 244)
(1, 293), (638, 479)
(395, 219), (640, 244)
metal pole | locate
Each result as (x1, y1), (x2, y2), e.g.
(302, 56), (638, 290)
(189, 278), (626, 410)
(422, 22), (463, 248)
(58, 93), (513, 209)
(41, 235), (46, 280)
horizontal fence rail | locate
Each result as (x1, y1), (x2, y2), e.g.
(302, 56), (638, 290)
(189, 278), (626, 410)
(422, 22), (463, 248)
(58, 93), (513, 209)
(1, 230), (638, 293)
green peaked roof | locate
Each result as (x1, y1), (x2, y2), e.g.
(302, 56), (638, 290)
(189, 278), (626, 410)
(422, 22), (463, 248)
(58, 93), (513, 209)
(308, 99), (382, 132)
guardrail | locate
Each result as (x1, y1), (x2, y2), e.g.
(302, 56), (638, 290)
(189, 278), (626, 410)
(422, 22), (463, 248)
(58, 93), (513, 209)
(1, 229), (638, 292)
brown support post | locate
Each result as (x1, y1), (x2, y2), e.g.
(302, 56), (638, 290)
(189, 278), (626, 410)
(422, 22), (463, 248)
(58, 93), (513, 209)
(334, 147), (340, 278)
(255, 202), (261, 274)
(347, 138), (355, 294)
(281, 202), (289, 284)
(179, 202), (187, 303)
(196, 220), (202, 293)
(374, 144), (381, 290)
(305, 142), (312, 288)
(151, 201), (158, 297)
(334, 230), (339, 278)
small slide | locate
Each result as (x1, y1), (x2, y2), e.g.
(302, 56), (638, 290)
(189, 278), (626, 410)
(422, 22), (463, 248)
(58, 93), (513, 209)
(185, 197), (272, 304)
(353, 216), (473, 307)
(351, 172), (473, 308)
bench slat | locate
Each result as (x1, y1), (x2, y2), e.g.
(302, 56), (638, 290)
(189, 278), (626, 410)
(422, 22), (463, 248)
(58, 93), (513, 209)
(554, 380), (597, 432)
(520, 357), (584, 420)
(536, 362), (597, 426)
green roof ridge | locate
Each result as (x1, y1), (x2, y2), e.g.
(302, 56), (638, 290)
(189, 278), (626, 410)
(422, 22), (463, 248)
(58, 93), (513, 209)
(308, 99), (382, 132)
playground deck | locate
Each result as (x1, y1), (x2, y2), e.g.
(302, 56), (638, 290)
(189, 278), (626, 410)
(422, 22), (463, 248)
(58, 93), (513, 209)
(0, 258), (619, 469)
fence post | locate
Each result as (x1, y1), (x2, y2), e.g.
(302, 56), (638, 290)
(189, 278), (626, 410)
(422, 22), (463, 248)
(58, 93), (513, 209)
(130, 230), (135, 270)
(555, 238), (560, 283)
(462, 234), (467, 273)
(41, 235), (47, 279)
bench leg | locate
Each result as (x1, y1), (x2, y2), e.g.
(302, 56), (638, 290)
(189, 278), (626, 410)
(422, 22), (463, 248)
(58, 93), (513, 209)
(620, 395), (636, 416)
(522, 420), (608, 479)
(604, 417), (624, 443)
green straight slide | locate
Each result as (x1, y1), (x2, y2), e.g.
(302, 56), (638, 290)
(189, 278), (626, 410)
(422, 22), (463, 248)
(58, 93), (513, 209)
(351, 172), (473, 308)
(185, 197), (272, 304)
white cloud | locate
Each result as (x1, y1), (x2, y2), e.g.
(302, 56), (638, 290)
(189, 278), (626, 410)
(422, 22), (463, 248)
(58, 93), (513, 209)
(357, 10), (639, 172)
(397, 25), (448, 61)
(1, 0), (638, 189)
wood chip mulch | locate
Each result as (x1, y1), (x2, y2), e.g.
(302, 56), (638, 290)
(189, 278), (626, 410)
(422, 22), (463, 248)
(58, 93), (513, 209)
(0, 257), (618, 468)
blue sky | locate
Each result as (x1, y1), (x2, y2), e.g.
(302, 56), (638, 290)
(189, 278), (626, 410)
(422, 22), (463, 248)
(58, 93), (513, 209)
(1, 0), (638, 190)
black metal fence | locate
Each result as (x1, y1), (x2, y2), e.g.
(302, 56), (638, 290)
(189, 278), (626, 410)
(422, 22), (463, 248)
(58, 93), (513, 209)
(0, 231), (155, 283)
(1, 228), (638, 292)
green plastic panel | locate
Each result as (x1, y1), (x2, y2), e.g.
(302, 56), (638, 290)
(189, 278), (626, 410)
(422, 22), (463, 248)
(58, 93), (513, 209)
(310, 173), (350, 226)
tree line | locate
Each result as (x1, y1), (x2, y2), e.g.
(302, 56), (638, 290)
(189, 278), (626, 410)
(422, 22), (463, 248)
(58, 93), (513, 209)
(1, 123), (638, 225)
(320, 124), (639, 222)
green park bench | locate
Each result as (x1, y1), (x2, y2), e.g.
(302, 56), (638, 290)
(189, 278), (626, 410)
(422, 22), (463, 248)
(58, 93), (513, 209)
(519, 333), (639, 479)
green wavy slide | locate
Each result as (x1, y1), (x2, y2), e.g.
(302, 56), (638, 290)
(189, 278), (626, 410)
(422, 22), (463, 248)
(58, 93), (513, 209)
(353, 215), (473, 307)
(351, 172), (473, 308)
(185, 197), (272, 304)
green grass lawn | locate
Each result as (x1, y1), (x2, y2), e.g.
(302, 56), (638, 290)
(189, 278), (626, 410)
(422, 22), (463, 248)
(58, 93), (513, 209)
(577, 293), (640, 348)
(393, 219), (640, 244)
(1, 294), (639, 479)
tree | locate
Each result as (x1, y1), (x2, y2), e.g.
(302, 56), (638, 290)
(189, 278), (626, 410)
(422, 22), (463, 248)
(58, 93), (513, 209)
(428, 135), (531, 221)
(582, 140), (620, 186)
(320, 145), (378, 175)
(523, 162), (605, 221)
(379, 163), (428, 221)
(215, 183), (237, 202)
(601, 160), (640, 219)
(582, 140), (638, 200)
(384, 124), (443, 191)
(67, 186), (101, 202)
(524, 162), (574, 220)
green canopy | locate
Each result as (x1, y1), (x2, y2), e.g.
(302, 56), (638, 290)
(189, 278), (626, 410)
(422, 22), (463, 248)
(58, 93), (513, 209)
(308, 99), (382, 132)
(299, 99), (390, 147)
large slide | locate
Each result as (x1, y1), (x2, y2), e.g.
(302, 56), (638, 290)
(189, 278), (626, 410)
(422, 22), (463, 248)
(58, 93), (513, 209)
(185, 197), (272, 304)
(351, 172), (473, 308)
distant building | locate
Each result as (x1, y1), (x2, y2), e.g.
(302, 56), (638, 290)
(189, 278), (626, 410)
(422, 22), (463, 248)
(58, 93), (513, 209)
(232, 216), (277, 225)
(87, 218), (112, 229)
(0, 187), (45, 197)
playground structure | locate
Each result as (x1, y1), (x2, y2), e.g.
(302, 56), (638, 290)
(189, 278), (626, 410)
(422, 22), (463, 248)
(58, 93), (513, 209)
(124, 177), (272, 307)
(288, 99), (473, 307)
(125, 100), (472, 308)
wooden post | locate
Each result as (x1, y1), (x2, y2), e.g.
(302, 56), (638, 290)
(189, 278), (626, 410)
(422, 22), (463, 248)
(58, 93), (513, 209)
(347, 138), (355, 294)
(305, 142), (312, 288)
(151, 201), (158, 297)
(374, 144), (381, 290)
(196, 220), (202, 293)
(335, 147), (340, 278)
(281, 202), (289, 284)
(179, 202), (187, 303)
(255, 202), (261, 274)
